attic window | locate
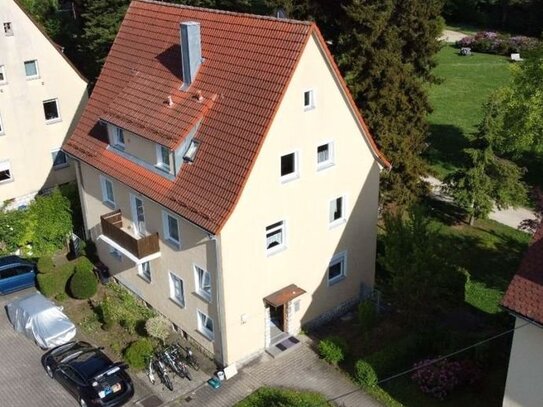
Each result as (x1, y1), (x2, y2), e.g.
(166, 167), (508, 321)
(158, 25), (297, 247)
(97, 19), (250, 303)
(3, 22), (13, 36)
(183, 140), (200, 162)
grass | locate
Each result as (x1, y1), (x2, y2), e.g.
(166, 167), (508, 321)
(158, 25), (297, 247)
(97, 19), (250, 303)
(425, 44), (512, 179)
(234, 387), (331, 407)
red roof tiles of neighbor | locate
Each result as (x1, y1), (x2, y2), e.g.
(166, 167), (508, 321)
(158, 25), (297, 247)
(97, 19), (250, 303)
(502, 223), (543, 325)
(64, 0), (389, 234)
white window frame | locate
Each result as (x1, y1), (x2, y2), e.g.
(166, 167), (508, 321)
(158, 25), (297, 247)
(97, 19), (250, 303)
(99, 175), (115, 208)
(328, 251), (347, 286)
(280, 151), (299, 183)
(43, 98), (61, 124)
(0, 113), (4, 135)
(303, 89), (315, 111)
(194, 264), (211, 302)
(51, 149), (68, 169)
(169, 272), (185, 307)
(0, 65), (6, 85)
(3, 22), (13, 36)
(113, 127), (125, 149)
(24, 60), (39, 80)
(197, 310), (214, 340)
(329, 195), (346, 228)
(162, 210), (181, 248)
(265, 220), (286, 255)
(156, 144), (171, 173)
(317, 141), (335, 170)
(0, 160), (13, 184)
(138, 261), (152, 283)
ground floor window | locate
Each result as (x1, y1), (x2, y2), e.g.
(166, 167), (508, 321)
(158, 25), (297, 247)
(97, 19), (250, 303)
(328, 251), (347, 285)
(169, 272), (185, 307)
(197, 310), (214, 340)
(139, 261), (151, 282)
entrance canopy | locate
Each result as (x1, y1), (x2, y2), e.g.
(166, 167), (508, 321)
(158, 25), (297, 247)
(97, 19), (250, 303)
(264, 284), (306, 308)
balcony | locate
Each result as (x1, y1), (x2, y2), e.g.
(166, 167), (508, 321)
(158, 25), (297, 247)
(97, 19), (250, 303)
(100, 210), (160, 260)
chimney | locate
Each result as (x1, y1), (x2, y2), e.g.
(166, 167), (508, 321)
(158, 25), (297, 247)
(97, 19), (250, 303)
(180, 21), (202, 90)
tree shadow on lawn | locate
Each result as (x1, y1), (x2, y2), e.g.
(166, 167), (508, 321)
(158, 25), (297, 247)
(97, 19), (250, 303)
(425, 124), (471, 176)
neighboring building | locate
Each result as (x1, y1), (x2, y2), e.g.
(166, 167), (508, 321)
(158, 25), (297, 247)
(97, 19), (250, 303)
(0, 0), (87, 209)
(65, 0), (390, 367)
(502, 224), (543, 407)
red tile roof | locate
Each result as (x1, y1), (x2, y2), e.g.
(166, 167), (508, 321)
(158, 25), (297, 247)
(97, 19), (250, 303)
(64, 0), (388, 234)
(502, 223), (543, 324)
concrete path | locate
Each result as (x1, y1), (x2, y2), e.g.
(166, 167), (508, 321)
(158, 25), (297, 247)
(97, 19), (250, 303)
(166, 337), (382, 407)
(423, 175), (537, 229)
(439, 29), (467, 43)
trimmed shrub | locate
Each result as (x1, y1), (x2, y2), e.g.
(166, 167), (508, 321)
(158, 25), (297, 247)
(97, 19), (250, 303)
(37, 262), (75, 298)
(37, 256), (55, 274)
(75, 256), (94, 274)
(357, 300), (377, 331)
(317, 336), (348, 365)
(235, 387), (330, 407)
(145, 316), (171, 344)
(70, 266), (97, 299)
(124, 339), (154, 370)
(355, 360), (378, 386)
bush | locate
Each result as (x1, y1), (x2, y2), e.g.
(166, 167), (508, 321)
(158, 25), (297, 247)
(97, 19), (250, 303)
(235, 387), (330, 407)
(70, 266), (97, 299)
(355, 360), (378, 386)
(317, 336), (348, 365)
(124, 339), (154, 370)
(358, 300), (377, 331)
(365, 334), (419, 377)
(145, 316), (171, 344)
(75, 256), (94, 274)
(37, 256), (55, 274)
(37, 262), (75, 298)
(456, 32), (540, 56)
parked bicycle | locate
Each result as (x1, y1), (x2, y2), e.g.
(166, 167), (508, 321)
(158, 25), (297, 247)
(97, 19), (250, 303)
(167, 345), (193, 381)
(151, 353), (173, 391)
(184, 346), (200, 371)
(162, 346), (185, 379)
(146, 356), (156, 385)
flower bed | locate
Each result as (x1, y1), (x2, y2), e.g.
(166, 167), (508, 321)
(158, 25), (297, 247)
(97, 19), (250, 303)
(456, 31), (539, 56)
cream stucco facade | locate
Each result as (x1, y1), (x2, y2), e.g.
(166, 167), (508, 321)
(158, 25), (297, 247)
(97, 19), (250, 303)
(0, 0), (87, 208)
(503, 318), (543, 407)
(76, 32), (381, 367)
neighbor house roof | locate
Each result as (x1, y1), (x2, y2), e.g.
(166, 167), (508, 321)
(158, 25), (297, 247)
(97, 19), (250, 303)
(64, 0), (388, 234)
(502, 223), (543, 325)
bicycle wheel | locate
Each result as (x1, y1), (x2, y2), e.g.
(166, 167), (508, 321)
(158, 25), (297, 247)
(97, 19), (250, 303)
(185, 369), (193, 381)
(163, 373), (174, 391)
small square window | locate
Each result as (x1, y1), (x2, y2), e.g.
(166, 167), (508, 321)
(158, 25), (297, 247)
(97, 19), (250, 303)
(280, 152), (298, 182)
(162, 211), (180, 247)
(113, 127), (125, 149)
(24, 60), (39, 79)
(0, 66), (6, 84)
(328, 251), (347, 285)
(3, 22), (13, 36)
(197, 310), (214, 340)
(0, 160), (12, 183)
(317, 142), (334, 169)
(100, 176), (115, 207)
(303, 90), (315, 110)
(43, 99), (60, 122)
(51, 150), (68, 169)
(139, 261), (151, 282)
(194, 265), (211, 301)
(329, 196), (346, 226)
(169, 272), (185, 306)
(266, 221), (285, 254)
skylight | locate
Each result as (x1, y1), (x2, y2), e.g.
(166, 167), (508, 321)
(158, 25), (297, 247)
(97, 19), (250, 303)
(183, 140), (200, 162)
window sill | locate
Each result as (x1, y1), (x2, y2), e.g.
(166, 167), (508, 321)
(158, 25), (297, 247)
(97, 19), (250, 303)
(137, 273), (151, 284)
(317, 162), (335, 172)
(112, 144), (125, 151)
(25, 76), (40, 81)
(53, 164), (69, 170)
(164, 238), (181, 250)
(103, 200), (116, 210)
(328, 275), (346, 286)
(169, 297), (185, 309)
(266, 245), (287, 257)
(280, 174), (299, 184)
(196, 328), (214, 342)
(304, 105), (315, 112)
(155, 164), (171, 174)
(193, 290), (212, 303)
(45, 118), (62, 125)
(329, 218), (346, 230)
(0, 178), (14, 185)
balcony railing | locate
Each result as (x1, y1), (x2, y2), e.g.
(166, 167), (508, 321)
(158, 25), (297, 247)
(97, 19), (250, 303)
(100, 210), (159, 260)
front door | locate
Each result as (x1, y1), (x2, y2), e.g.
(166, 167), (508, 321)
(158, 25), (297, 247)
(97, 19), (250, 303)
(130, 195), (146, 236)
(269, 304), (284, 331)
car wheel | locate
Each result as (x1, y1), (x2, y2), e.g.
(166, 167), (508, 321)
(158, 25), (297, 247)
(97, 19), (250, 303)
(79, 398), (87, 407)
(45, 365), (54, 379)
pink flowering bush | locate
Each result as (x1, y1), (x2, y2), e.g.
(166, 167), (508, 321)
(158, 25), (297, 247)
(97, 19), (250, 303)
(411, 358), (481, 400)
(456, 32), (539, 55)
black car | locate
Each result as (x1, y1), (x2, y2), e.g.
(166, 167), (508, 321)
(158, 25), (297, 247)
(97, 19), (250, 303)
(42, 341), (134, 407)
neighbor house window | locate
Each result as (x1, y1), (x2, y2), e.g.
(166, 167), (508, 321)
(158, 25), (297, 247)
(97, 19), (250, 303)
(266, 221), (285, 254)
(24, 60), (39, 79)
(113, 127), (125, 149)
(3, 22), (13, 36)
(51, 149), (68, 169)
(329, 196), (346, 226)
(317, 142), (334, 169)
(0, 160), (12, 183)
(43, 99), (60, 122)
(197, 310), (214, 340)
(303, 89), (315, 110)
(139, 261), (151, 282)
(328, 251), (347, 285)
(162, 211), (180, 247)
(280, 152), (298, 182)
(0, 65), (6, 84)
(100, 176), (115, 207)
(156, 144), (171, 172)
(194, 265), (211, 301)
(169, 272), (185, 307)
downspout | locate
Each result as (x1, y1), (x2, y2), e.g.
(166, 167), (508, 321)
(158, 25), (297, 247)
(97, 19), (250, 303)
(210, 233), (228, 367)
(74, 160), (90, 240)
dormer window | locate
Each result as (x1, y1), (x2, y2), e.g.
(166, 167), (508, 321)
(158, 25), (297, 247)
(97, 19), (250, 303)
(156, 144), (171, 173)
(113, 127), (125, 150)
(183, 140), (200, 162)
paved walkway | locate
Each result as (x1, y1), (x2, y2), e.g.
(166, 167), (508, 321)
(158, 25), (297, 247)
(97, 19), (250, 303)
(439, 29), (467, 43)
(166, 337), (382, 407)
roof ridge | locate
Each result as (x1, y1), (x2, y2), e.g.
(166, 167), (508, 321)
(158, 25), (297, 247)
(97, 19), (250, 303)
(137, 0), (312, 26)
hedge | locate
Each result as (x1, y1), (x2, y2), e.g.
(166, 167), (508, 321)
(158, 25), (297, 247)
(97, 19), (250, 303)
(37, 256), (55, 274)
(317, 336), (348, 365)
(124, 339), (154, 370)
(37, 263), (75, 298)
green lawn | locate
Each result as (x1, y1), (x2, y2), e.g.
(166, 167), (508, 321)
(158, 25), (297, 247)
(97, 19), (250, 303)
(426, 45), (512, 179)
(234, 387), (331, 407)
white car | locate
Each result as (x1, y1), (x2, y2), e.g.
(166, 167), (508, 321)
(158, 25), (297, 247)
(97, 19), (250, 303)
(6, 292), (76, 349)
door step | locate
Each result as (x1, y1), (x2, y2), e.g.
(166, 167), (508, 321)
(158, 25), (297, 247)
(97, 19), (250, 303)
(266, 335), (301, 358)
